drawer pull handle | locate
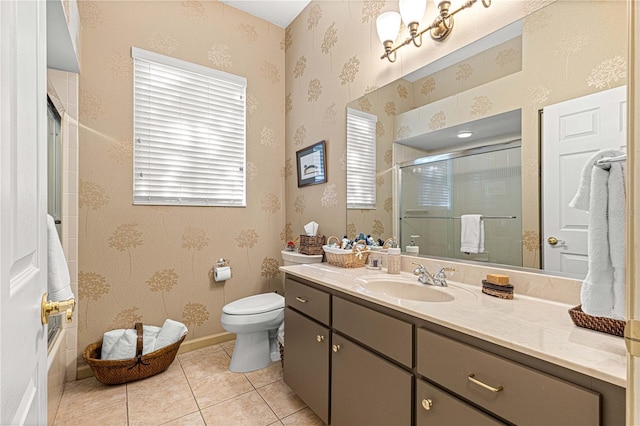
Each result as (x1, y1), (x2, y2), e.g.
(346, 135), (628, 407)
(295, 296), (308, 303)
(421, 399), (433, 411)
(468, 374), (503, 393)
(316, 335), (324, 342)
(332, 344), (341, 352)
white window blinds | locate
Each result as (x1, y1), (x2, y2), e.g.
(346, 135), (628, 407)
(347, 108), (377, 209)
(132, 47), (247, 206)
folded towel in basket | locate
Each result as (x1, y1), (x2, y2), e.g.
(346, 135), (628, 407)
(101, 325), (163, 360)
(154, 319), (188, 351)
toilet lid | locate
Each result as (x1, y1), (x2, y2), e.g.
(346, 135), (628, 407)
(223, 293), (285, 315)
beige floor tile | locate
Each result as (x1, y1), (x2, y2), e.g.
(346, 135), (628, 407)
(257, 380), (306, 419)
(127, 371), (198, 426)
(54, 377), (126, 422)
(200, 391), (278, 426)
(220, 339), (236, 350)
(179, 347), (231, 382)
(53, 402), (128, 426)
(268, 422), (285, 426)
(245, 361), (283, 389)
(190, 370), (254, 409)
(222, 343), (234, 358)
(281, 407), (326, 426)
(177, 344), (224, 364)
(126, 362), (187, 398)
(160, 411), (205, 426)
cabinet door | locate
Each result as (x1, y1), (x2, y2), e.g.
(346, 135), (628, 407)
(331, 333), (412, 426)
(283, 307), (330, 424)
(416, 379), (505, 426)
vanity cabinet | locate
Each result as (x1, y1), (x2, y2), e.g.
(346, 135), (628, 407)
(283, 274), (623, 426)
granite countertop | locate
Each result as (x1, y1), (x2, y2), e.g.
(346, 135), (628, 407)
(280, 262), (627, 388)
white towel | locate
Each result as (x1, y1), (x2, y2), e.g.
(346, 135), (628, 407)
(101, 325), (163, 360)
(460, 214), (484, 254)
(154, 319), (188, 351)
(277, 322), (285, 346)
(570, 150), (626, 319)
(46, 214), (74, 302)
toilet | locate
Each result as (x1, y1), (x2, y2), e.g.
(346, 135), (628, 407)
(281, 249), (323, 266)
(221, 292), (285, 372)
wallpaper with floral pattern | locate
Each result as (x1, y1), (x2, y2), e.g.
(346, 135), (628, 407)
(77, 0), (285, 363)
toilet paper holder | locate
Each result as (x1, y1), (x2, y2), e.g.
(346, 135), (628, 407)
(216, 258), (230, 267)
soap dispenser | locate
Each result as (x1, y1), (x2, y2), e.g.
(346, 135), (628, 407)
(387, 240), (401, 274)
(406, 235), (420, 254)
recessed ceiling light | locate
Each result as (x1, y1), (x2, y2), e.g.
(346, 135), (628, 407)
(457, 131), (474, 139)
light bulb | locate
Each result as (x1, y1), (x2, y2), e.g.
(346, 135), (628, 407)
(376, 11), (401, 44)
(399, 0), (427, 26)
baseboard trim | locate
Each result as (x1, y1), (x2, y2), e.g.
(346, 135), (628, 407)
(76, 331), (236, 381)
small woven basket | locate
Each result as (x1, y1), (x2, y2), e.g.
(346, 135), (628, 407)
(568, 305), (624, 337)
(322, 236), (370, 268)
(299, 235), (325, 255)
(83, 323), (186, 385)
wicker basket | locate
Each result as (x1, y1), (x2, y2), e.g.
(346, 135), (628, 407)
(299, 235), (325, 255)
(568, 305), (624, 337)
(323, 236), (370, 268)
(83, 323), (186, 385)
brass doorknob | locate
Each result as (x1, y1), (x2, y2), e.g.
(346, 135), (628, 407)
(547, 236), (558, 246)
(332, 344), (341, 352)
(41, 293), (76, 325)
(316, 335), (324, 342)
(421, 399), (433, 411)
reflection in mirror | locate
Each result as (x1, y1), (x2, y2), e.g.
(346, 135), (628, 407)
(345, 0), (628, 277)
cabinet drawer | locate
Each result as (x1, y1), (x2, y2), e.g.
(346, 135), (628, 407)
(285, 278), (331, 325)
(333, 297), (412, 367)
(417, 328), (600, 426)
(416, 379), (505, 426)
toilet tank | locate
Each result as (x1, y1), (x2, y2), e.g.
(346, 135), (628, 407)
(281, 250), (323, 266)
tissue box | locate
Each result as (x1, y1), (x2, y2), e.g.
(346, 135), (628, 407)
(299, 235), (325, 255)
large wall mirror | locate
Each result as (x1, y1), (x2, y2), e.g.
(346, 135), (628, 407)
(346, 0), (628, 278)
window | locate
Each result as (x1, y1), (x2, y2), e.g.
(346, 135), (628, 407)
(346, 108), (377, 209)
(132, 47), (247, 206)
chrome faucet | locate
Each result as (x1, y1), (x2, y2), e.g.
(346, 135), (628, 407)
(412, 263), (455, 287)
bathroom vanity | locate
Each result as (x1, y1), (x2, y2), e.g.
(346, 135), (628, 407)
(281, 263), (626, 426)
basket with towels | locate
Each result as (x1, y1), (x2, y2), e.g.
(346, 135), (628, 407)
(83, 319), (187, 385)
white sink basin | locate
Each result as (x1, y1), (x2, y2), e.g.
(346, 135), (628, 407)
(355, 277), (457, 303)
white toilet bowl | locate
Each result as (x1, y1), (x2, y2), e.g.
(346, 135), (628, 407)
(220, 292), (285, 372)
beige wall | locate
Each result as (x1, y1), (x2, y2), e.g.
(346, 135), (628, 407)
(77, 1), (285, 365)
(286, 0), (627, 269)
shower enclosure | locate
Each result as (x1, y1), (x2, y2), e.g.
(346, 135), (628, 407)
(399, 142), (523, 267)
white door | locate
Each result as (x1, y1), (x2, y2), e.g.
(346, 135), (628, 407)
(0, 0), (48, 424)
(542, 86), (627, 277)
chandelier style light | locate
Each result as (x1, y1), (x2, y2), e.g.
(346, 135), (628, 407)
(376, 0), (491, 62)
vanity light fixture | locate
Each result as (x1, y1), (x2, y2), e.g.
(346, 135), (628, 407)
(457, 130), (474, 138)
(376, 0), (492, 63)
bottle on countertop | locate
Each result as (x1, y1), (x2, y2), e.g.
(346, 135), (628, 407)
(387, 239), (401, 274)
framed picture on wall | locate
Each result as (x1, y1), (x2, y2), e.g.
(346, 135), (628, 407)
(296, 140), (327, 187)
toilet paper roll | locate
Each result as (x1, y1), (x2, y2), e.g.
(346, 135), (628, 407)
(214, 266), (231, 282)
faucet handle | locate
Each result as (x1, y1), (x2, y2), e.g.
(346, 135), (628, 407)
(437, 267), (455, 277)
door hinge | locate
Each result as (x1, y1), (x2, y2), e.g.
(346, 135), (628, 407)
(625, 320), (640, 357)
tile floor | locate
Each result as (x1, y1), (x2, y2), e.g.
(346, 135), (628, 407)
(53, 340), (326, 426)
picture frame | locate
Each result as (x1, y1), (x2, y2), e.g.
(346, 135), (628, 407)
(296, 140), (327, 188)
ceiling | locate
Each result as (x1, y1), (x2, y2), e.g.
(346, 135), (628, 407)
(220, 0), (311, 28)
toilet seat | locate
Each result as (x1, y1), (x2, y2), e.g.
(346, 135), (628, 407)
(222, 293), (284, 315)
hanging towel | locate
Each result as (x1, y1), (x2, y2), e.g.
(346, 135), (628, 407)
(570, 149), (626, 319)
(46, 214), (74, 302)
(460, 214), (484, 254)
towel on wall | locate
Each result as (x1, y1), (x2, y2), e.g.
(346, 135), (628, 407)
(570, 149), (626, 320)
(460, 214), (484, 254)
(46, 214), (74, 302)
